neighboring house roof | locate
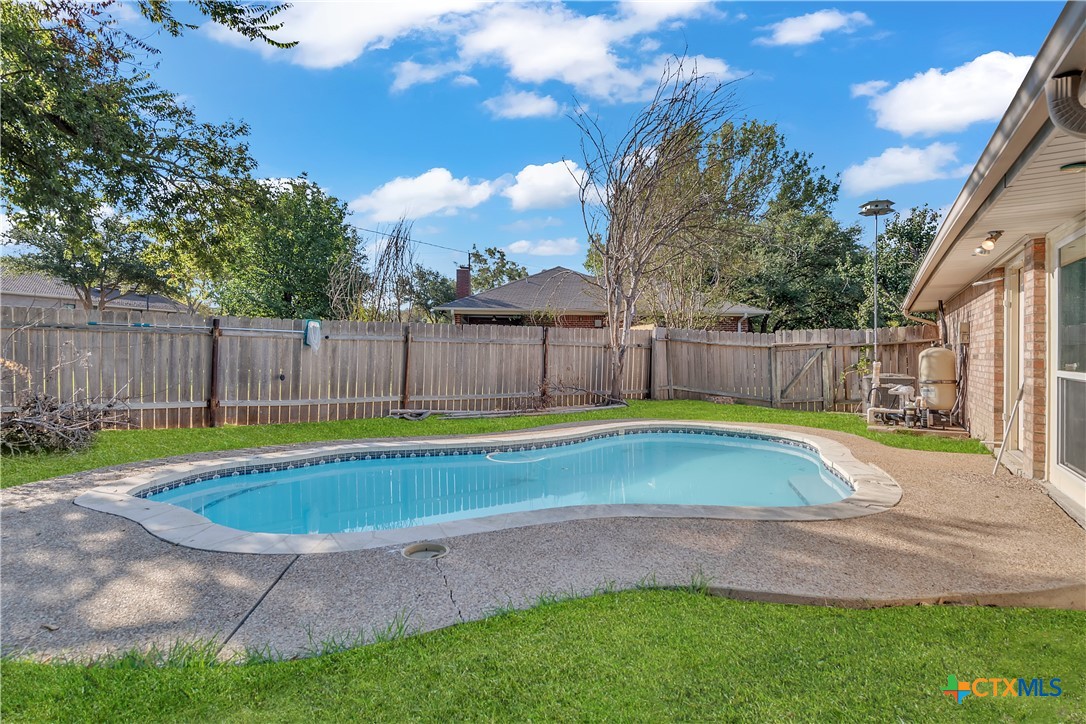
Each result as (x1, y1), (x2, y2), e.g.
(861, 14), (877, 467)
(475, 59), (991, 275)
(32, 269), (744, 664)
(904, 3), (1086, 311)
(437, 267), (605, 315)
(0, 272), (185, 313)
(435, 266), (770, 317)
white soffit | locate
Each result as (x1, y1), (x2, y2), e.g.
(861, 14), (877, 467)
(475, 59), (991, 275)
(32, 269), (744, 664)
(912, 128), (1086, 310)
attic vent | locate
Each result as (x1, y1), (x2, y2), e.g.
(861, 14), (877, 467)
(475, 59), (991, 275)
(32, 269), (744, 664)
(1046, 70), (1086, 139)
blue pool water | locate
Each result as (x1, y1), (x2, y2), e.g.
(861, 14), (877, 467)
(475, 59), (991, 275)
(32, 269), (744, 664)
(147, 431), (851, 534)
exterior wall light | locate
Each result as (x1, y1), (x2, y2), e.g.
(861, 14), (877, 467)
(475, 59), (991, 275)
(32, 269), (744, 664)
(981, 230), (1003, 251)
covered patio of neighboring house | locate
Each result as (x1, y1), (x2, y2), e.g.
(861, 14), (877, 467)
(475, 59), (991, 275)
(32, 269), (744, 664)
(903, 2), (1086, 525)
(437, 266), (770, 331)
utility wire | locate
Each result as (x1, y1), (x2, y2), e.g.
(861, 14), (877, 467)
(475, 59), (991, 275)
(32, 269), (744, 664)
(354, 226), (551, 273)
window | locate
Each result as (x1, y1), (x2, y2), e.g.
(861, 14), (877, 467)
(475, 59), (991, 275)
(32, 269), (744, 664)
(1056, 235), (1086, 479)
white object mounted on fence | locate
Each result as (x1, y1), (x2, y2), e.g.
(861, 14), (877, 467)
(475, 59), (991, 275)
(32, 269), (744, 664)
(303, 319), (322, 351)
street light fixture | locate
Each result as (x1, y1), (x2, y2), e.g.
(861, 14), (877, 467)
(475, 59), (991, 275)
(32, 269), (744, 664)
(859, 198), (895, 378)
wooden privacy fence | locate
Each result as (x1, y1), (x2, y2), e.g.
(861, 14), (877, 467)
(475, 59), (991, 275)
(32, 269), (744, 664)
(657, 325), (939, 412)
(0, 306), (937, 428)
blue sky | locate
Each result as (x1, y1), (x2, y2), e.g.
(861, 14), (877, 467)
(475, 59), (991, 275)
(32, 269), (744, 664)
(140, 1), (1057, 276)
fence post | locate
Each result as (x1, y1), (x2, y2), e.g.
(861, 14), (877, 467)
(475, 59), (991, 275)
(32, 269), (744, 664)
(208, 318), (222, 427)
(768, 343), (779, 408)
(400, 324), (411, 409)
(540, 326), (550, 405)
(821, 345), (834, 411)
(651, 327), (671, 400)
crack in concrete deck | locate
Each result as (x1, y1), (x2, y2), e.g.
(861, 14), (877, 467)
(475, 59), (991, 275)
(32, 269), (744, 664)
(434, 558), (465, 623)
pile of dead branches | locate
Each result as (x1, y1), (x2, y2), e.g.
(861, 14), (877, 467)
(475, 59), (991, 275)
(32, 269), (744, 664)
(1, 391), (131, 454)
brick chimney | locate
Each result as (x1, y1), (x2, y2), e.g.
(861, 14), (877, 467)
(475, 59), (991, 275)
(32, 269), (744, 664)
(456, 265), (471, 298)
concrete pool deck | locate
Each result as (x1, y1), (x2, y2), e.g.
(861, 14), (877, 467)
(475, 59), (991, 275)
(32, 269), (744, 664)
(2, 422), (1084, 661)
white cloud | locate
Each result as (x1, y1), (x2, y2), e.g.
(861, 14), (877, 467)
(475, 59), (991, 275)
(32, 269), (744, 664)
(350, 168), (500, 222)
(458, 3), (733, 103)
(507, 238), (580, 256)
(842, 143), (972, 196)
(208, 0), (490, 70)
(501, 216), (564, 232)
(452, 74), (479, 86)
(392, 60), (465, 92)
(755, 9), (871, 46)
(502, 160), (584, 210)
(483, 90), (561, 119)
(857, 51), (1033, 136)
(207, 0), (731, 103)
(849, 80), (888, 98)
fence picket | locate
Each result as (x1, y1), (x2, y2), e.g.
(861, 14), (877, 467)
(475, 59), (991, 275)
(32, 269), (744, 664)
(0, 305), (939, 426)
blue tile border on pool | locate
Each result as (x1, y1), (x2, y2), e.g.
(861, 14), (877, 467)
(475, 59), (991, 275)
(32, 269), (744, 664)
(131, 426), (846, 499)
(74, 421), (903, 554)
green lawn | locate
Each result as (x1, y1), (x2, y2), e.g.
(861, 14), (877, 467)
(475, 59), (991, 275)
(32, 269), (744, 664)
(0, 400), (988, 488)
(2, 590), (1082, 722)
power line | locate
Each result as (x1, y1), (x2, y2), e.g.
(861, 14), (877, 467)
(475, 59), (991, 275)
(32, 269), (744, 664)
(353, 225), (551, 273)
(353, 226), (472, 256)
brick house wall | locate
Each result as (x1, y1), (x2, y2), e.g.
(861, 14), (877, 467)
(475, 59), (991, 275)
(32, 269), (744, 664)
(943, 267), (1005, 446)
(705, 317), (750, 333)
(1021, 238), (1047, 478)
(941, 239), (1048, 477)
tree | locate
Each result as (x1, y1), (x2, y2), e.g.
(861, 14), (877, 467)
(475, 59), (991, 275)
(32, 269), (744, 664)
(636, 120), (824, 329)
(143, 241), (219, 315)
(214, 179), (364, 319)
(326, 247), (369, 321)
(407, 266), (457, 322)
(6, 213), (168, 311)
(741, 211), (868, 331)
(855, 205), (940, 328)
(573, 56), (741, 402)
(363, 218), (416, 322)
(1, 0), (288, 249)
(469, 247), (527, 293)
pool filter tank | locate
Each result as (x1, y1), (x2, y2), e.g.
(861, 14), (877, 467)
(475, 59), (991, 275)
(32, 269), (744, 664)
(918, 347), (956, 411)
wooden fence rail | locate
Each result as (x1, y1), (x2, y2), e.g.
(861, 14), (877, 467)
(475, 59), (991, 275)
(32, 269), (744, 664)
(0, 306), (937, 428)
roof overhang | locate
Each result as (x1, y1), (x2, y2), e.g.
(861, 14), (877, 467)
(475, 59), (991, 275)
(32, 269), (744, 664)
(905, 2), (1086, 312)
(434, 307), (604, 316)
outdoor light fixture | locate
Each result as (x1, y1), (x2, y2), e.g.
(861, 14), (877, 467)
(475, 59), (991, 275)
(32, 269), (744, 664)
(859, 199), (895, 367)
(981, 230), (1003, 251)
(974, 246), (991, 256)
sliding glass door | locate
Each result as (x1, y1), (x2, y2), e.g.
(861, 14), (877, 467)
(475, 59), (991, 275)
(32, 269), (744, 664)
(1054, 234), (1085, 489)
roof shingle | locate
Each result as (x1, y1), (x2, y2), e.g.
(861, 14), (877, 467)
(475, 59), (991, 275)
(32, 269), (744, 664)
(435, 266), (770, 317)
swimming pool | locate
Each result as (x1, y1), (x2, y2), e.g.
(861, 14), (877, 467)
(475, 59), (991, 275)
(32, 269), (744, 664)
(75, 422), (902, 553)
(143, 431), (852, 535)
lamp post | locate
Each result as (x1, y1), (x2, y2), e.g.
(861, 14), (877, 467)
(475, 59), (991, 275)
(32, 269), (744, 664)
(859, 199), (895, 386)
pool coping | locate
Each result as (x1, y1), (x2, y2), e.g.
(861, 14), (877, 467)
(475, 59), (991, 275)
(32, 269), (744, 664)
(73, 421), (903, 554)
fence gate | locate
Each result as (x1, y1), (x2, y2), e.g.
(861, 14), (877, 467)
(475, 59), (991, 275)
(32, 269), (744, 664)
(774, 344), (833, 411)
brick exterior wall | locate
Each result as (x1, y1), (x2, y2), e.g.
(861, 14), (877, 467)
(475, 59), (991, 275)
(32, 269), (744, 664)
(705, 317), (750, 332)
(943, 267), (1004, 446)
(1021, 238), (1047, 478)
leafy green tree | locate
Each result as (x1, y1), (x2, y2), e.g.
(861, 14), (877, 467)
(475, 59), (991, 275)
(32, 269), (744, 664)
(406, 265), (456, 322)
(741, 211), (868, 331)
(6, 213), (168, 311)
(633, 118), (856, 331)
(855, 205), (940, 328)
(143, 237), (221, 314)
(468, 247), (527, 292)
(1, 0), (287, 247)
(214, 179), (364, 319)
